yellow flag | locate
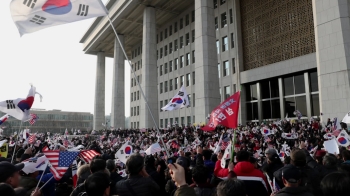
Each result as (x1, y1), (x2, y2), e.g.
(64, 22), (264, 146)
(0, 143), (8, 158)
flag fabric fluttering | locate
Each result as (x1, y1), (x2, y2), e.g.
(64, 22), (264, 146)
(0, 114), (9, 125)
(78, 150), (100, 163)
(0, 141), (8, 158)
(22, 155), (48, 174)
(145, 143), (162, 155)
(0, 86), (42, 121)
(23, 129), (30, 140)
(293, 110), (302, 120)
(261, 128), (273, 136)
(336, 130), (350, 147)
(10, 0), (108, 36)
(281, 132), (299, 140)
(115, 142), (133, 164)
(28, 133), (36, 144)
(221, 141), (231, 168)
(43, 151), (79, 180)
(29, 113), (38, 125)
(161, 85), (190, 111)
(72, 160), (78, 188)
(202, 91), (240, 131)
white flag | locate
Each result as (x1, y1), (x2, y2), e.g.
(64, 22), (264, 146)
(145, 143), (162, 155)
(161, 85), (190, 111)
(0, 86), (42, 121)
(10, 0), (108, 36)
(22, 155), (48, 174)
(115, 142), (133, 164)
(336, 130), (350, 147)
(221, 141), (231, 168)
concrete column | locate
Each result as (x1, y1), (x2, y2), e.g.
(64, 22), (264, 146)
(194, 0), (221, 122)
(278, 78), (285, 118)
(94, 52), (105, 130)
(140, 6), (158, 128)
(111, 36), (125, 128)
(312, 0), (350, 123)
(304, 72), (312, 118)
(256, 82), (263, 122)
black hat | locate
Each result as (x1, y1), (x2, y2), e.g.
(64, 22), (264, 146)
(0, 162), (24, 182)
(0, 157), (12, 163)
(282, 165), (301, 183)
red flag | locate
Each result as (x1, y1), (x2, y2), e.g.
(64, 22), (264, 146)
(202, 91), (240, 131)
(78, 150), (100, 163)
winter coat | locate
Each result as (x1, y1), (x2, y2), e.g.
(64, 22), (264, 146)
(19, 176), (38, 196)
(174, 185), (196, 196)
(116, 175), (160, 196)
(275, 187), (314, 196)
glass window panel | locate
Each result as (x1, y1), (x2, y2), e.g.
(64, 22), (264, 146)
(251, 84), (257, 100)
(246, 85), (252, 101)
(261, 80), (270, 99)
(283, 76), (294, 96)
(246, 103), (252, 120)
(311, 94), (320, 116)
(271, 99), (280, 118)
(270, 78), (279, 98)
(285, 97), (295, 117)
(252, 102), (258, 120)
(262, 101), (271, 119)
(294, 74), (305, 94)
(295, 96), (307, 117)
(310, 71), (318, 92)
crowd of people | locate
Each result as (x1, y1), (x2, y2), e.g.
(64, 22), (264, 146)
(0, 118), (350, 196)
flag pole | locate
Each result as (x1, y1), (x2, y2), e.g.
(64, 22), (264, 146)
(11, 121), (23, 163)
(35, 164), (48, 190)
(39, 176), (54, 191)
(106, 16), (170, 158)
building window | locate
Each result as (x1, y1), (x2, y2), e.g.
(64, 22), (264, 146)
(164, 45), (168, 56)
(164, 63), (168, 74)
(160, 48), (163, 58)
(131, 93), (133, 102)
(160, 119), (163, 127)
(214, 0), (218, 8)
(181, 117), (185, 125)
(169, 43), (173, 54)
(165, 119), (168, 127)
(192, 50), (195, 63)
(160, 83), (163, 93)
(186, 53), (190, 66)
(193, 93), (195, 107)
(164, 28), (168, 38)
(175, 77), (178, 89)
(180, 18), (183, 29)
(137, 106), (139, 115)
(169, 25), (172, 36)
(231, 33), (234, 48)
(216, 40), (220, 54)
(160, 101), (163, 111)
(164, 99), (168, 106)
(192, 30), (195, 43)
(134, 92), (136, 101)
(169, 61), (173, 72)
(160, 31), (163, 41)
(175, 58), (178, 70)
(165, 81), (168, 92)
(222, 36), (228, 52)
(218, 63), (221, 78)
(134, 78), (136, 86)
(180, 75), (184, 87)
(174, 22), (178, 32)
(192, 10), (195, 22)
(187, 116), (191, 125)
(138, 61), (140, 70)
(132, 51), (134, 58)
(160, 65), (163, 76)
(220, 0), (226, 5)
(131, 108), (133, 116)
(169, 79), (173, 91)
(157, 50), (158, 59)
(185, 14), (189, 26)
(131, 78), (133, 87)
(221, 12), (227, 28)
(224, 85), (231, 99)
(186, 73), (191, 86)
(180, 56), (184, 68)
(229, 9), (233, 24)
(192, 72), (195, 85)
(186, 33), (190, 45)
(137, 91), (140, 100)
(180, 36), (184, 48)
(233, 84), (236, 93)
(174, 39), (178, 51)
(188, 94), (191, 106)
(170, 118), (173, 126)
(232, 58), (236, 73)
(223, 61), (229, 76)
(215, 17), (218, 30)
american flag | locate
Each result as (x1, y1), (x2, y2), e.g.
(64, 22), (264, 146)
(43, 151), (80, 180)
(29, 114), (38, 125)
(221, 141), (229, 150)
(28, 133), (36, 144)
(78, 150), (100, 163)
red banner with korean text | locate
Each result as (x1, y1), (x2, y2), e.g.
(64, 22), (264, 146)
(201, 91), (240, 131)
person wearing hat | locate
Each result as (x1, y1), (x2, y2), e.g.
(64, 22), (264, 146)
(0, 162), (24, 189)
(274, 165), (314, 196)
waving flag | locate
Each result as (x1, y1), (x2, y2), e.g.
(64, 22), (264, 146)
(261, 128), (273, 136)
(145, 143), (162, 155)
(78, 150), (100, 163)
(72, 160), (78, 188)
(202, 92), (240, 131)
(10, 0), (108, 36)
(282, 132), (298, 139)
(22, 155), (48, 174)
(29, 113), (38, 125)
(23, 129), (30, 140)
(336, 130), (350, 147)
(162, 85), (190, 111)
(0, 86), (42, 121)
(0, 141), (8, 158)
(43, 150), (79, 180)
(115, 142), (133, 164)
(293, 110), (302, 120)
(0, 114), (9, 125)
(28, 133), (37, 144)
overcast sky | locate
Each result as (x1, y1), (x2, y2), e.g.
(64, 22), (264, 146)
(0, 1), (130, 117)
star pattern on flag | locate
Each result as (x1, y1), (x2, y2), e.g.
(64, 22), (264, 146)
(59, 151), (80, 167)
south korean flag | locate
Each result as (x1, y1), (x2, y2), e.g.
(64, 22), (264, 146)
(161, 85), (190, 111)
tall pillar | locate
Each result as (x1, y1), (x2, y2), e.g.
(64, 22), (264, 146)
(278, 78), (285, 119)
(194, 0), (221, 122)
(304, 72), (312, 118)
(140, 6), (158, 128)
(111, 36), (125, 128)
(256, 82), (263, 122)
(94, 52), (105, 130)
(312, 0), (350, 123)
